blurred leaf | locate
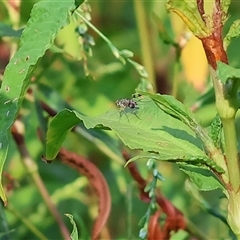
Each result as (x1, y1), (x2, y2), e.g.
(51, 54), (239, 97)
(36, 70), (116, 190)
(0, 23), (22, 37)
(0, 0), (76, 203)
(65, 214), (79, 240)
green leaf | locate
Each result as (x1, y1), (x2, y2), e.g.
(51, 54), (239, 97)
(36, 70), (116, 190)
(45, 108), (121, 162)
(38, 83), (122, 163)
(166, 0), (211, 37)
(0, 0), (77, 203)
(45, 109), (82, 160)
(136, 90), (204, 138)
(65, 214), (79, 240)
(45, 96), (224, 174)
(136, 91), (226, 173)
(217, 61), (240, 98)
(0, 23), (22, 37)
(217, 61), (240, 84)
(224, 20), (240, 50)
(80, 101), (202, 156)
(180, 164), (225, 191)
(137, 90), (194, 122)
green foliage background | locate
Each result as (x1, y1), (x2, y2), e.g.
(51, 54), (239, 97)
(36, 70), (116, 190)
(0, 0), (240, 239)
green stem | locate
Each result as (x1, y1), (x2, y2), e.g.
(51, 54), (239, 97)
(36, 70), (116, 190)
(133, 0), (156, 90)
(171, 60), (180, 98)
(210, 68), (240, 192)
(222, 118), (240, 192)
(210, 66), (240, 237)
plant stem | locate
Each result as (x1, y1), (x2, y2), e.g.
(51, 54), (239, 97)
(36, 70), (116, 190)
(11, 121), (70, 240)
(171, 60), (180, 98)
(222, 118), (240, 192)
(133, 0), (156, 90)
(210, 68), (240, 192)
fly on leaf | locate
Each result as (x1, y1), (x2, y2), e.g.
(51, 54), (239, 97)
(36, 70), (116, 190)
(116, 99), (138, 110)
(115, 98), (140, 122)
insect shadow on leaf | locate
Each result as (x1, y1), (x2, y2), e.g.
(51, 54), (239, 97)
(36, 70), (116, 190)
(115, 98), (140, 123)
